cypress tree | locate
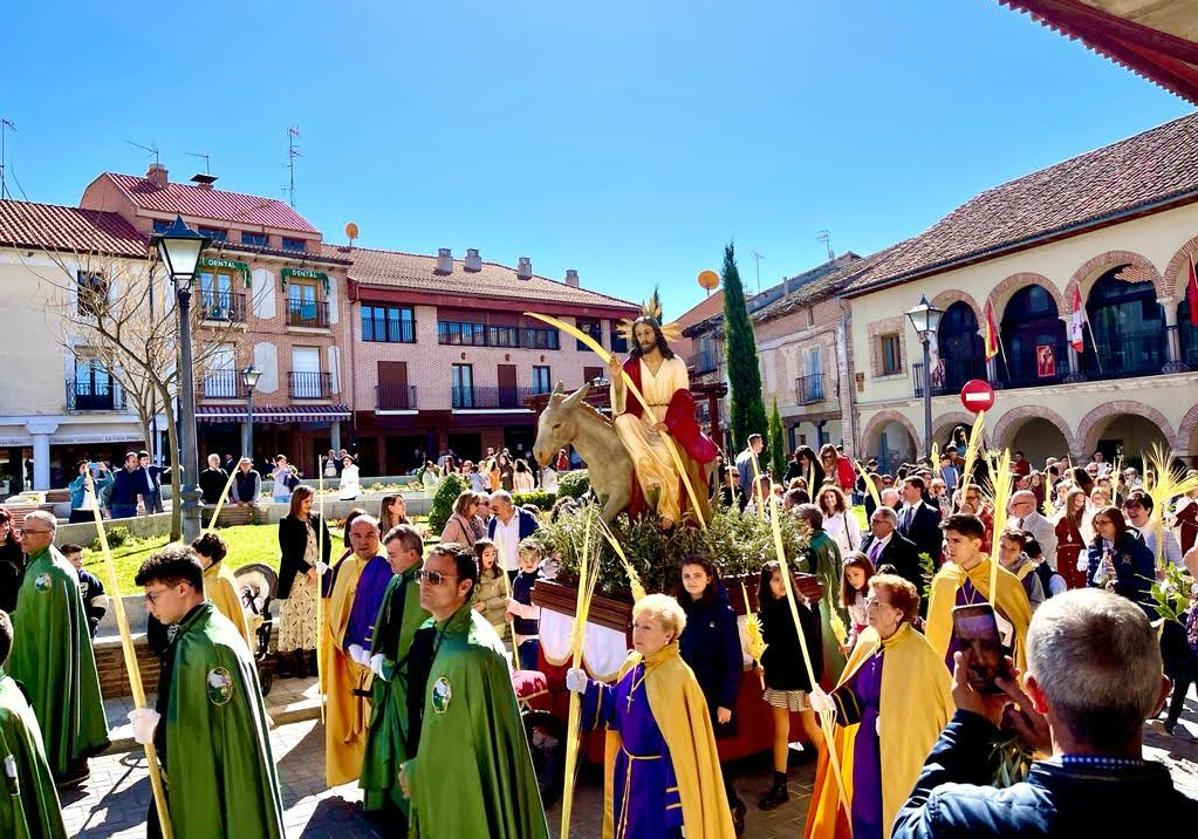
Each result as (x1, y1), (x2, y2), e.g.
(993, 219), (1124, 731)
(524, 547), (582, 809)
(768, 397), (786, 480)
(722, 242), (768, 451)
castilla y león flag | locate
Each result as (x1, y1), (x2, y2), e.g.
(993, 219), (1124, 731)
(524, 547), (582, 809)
(1069, 286), (1085, 351)
(983, 299), (999, 360)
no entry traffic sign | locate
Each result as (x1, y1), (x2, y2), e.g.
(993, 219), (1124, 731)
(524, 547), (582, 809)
(960, 379), (995, 414)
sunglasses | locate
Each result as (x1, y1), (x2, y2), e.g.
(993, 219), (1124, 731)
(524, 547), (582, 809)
(417, 569), (460, 586)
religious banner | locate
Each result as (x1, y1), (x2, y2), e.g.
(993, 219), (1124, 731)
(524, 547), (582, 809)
(1036, 343), (1056, 378)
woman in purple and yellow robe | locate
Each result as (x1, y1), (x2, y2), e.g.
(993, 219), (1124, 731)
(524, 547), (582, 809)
(805, 574), (954, 839)
(568, 593), (734, 839)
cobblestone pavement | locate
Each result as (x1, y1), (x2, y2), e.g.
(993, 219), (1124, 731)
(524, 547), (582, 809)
(63, 696), (1197, 837)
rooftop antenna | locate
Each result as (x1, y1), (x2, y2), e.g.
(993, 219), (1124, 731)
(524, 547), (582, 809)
(125, 139), (160, 166)
(817, 230), (834, 261)
(751, 249), (765, 294)
(0, 118), (15, 200)
(185, 151), (211, 174)
(286, 125), (301, 207)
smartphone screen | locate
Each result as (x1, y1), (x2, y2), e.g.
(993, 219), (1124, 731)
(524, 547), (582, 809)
(952, 605), (1007, 694)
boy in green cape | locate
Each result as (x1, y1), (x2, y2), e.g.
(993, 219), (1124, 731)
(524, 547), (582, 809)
(128, 545), (284, 838)
(360, 524), (430, 820)
(6, 511), (108, 786)
(399, 543), (548, 838)
(0, 609), (67, 838)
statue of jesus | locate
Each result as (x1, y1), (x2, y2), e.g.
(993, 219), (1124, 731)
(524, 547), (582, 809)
(608, 316), (718, 527)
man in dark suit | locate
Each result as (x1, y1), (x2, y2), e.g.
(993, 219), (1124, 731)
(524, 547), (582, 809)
(860, 507), (923, 595)
(898, 475), (943, 563)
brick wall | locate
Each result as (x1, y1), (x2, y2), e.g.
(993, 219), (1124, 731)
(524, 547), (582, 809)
(95, 637), (161, 699)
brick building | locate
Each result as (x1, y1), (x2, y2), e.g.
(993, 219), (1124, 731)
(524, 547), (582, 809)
(329, 245), (638, 473)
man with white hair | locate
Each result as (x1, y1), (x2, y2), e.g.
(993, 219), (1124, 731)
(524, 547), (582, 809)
(894, 589), (1198, 836)
(1009, 489), (1058, 571)
(6, 510), (108, 785)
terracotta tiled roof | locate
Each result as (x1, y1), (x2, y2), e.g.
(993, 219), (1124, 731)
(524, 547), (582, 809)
(845, 111), (1198, 295)
(327, 245), (638, 311)
(754, 248), (901, 322)
(0, 199), (147, 257)
(99, 173), (320, 234)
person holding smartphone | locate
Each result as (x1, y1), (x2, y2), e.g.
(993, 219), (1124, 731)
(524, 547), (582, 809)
(68, 459), (113, 523)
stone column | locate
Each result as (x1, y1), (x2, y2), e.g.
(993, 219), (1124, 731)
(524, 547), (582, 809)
(330, 420), (342, 453)
(1162, 300), (1186, 373)
(26, 420), (59, 490)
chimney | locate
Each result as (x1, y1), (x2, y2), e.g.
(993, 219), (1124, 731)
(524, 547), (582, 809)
(190, 173), (218, 191)
(146, 163), (168, 189)
(464, 248), (482, 272)
(565, 269), (580, 288)
(435, 247), (453, 275)
(517, 257), (533, 281)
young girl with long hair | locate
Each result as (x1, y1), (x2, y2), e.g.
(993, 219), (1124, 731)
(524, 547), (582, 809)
(839, 552), (876, 652)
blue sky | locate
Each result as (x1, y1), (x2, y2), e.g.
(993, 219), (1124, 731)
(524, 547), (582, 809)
(1, 0), (1191, 316)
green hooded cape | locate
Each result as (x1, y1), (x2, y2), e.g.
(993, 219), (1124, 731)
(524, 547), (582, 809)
(7, 545), (108, 775)
(403, 606), (548, 839)
(807, 529), (848, 687)
(162, 602), (284, 838)
(0, 671), (66, 839)
(360, 566), (429, 814)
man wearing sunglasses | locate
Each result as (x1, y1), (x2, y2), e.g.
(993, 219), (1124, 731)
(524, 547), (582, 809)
(399, 544), (549, 838)
(5, 510), (108, 787)
(128, 545), (283, 838)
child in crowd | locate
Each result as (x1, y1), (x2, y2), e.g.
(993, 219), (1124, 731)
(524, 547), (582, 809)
(756, 560), (825, 811)
(61, 544), (107, 639)
(473, 538), (510, 641)
(507, 538), (545, 670)
(839, 551), (876, 652)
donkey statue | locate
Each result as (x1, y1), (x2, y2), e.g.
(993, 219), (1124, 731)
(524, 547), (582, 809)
(532, 382), (634, 522)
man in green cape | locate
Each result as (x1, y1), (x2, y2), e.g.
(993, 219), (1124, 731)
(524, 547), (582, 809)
(360, 524), (429, 820)
(0, 609), (67, 838)
(6, 511), (108, 786)
(399, 544), (548, 838)
(128, 545), (284, 838)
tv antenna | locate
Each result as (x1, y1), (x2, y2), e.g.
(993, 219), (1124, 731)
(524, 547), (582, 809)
(0, 118), (15, 200)
(751, 249), (765, 293)
(125, 139), (160, 166)
(186, 151), (211, 174)
(285, 125), (301, 207)
(816, 230), (834, 261)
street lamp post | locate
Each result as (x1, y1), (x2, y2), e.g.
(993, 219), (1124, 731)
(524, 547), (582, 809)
(905, 294), (944, 464)
(152, 216), (210, 543)
(242, 365), (262, 459)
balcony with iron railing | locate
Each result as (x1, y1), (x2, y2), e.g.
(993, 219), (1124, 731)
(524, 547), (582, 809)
(376, 384), (418, 410)
(795, 372), (825, 405)
(688, 349), (719, 375)
(198, 290), (247, 323)
(202, 370), (248, 400)
(286, 299), (330, 328)
(912, 357), (989, 397)
(289, 371), (332, 399)
(66, 378), (125, 411)
(451, 385), (538, 410)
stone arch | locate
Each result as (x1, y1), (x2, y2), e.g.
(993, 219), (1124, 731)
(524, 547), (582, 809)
(992, 405), (1075, 454)
(1163, 234), (1198, 301)
(1176, 402), (1198, 454)
(931, 290), (983, 333)
(987, 272), (1065, 320)
(1075, 400), (1178, 458)
(1064, 249), (1165, 306)
(932, 411), (987, 448)
(859, 409), (923, 458)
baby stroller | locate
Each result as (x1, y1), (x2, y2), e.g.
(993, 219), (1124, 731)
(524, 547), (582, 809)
(234, 563), (278, 696)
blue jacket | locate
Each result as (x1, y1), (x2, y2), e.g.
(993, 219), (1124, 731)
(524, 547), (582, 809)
(68, 471), (113, 510)
(679, 583), (742, 735)
(108, 467), (143, 507)
(486, 508), (540, 544)
(1087, 529), (1156, 617)
(894, 710), (1197, 837)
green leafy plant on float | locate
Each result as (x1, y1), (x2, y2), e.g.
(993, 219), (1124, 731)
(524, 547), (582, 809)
(535, 499), (811, 597)
(427, 473), (471, 534)
(1146, 564), (1195, 625)
(555, 469), (591, 500)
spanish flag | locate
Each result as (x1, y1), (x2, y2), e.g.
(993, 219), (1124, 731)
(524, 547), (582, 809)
(983, 298), (999, 360)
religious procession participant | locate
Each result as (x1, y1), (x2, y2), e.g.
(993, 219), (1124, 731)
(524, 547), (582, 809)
(567, 593), (735, 839)
(796, 504), (848, 686)
(925, 514), (1032, 672)
(360, 524), (429, 821)
(323, 514), (394, 787)
(0, 610), (67, 838)
(191, 532), (254, 650)
(997, 530), (1046, 611)
(804, 574), (954, 839)
(128, 546), (284, 838)
(6, 511), (108, 786)
(608, 313), (718, 527)
(276, 485), (332, 680)
(400, 544), (548, 838)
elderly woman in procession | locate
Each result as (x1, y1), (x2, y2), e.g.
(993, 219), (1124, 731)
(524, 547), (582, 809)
(567, 593), (735, 838)
(805, 574), (954, 839)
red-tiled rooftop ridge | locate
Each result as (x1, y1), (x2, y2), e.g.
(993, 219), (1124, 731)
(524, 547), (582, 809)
(0, 199), (147, 258)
